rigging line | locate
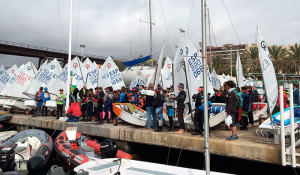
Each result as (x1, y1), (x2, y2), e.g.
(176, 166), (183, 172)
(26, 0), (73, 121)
(221, 0), (241, 44)
(159, 0), (175, 56)
(208, 10), (217, 46)
(74, 0), (82, 56)
(187, 0), (195, 36)
(56, 0), (64, 45)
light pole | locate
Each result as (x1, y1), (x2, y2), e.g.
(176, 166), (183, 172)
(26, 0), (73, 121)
(230, 44), (233, 77)
(80, 44), (85, 62)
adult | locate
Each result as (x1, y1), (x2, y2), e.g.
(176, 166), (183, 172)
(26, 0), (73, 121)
(240, 87), (249, 130)
(97, 87), (105, 122)
(41, 87), (50, 116)
(56, 89), (65, 119)
(153, 88), (164, 132)
(224, 81), (238, 140)
(85, 90), (95, 122)
(165, 85), (176, 132)
(293, 84), (299, 105)
(191, 86), (203, 135)
(33, 87), (43, 117)
(66, 95), (82, 121)
(141, 83), (155, 129)
(175, 83), (186, 134)
(79, 84), (88, 121)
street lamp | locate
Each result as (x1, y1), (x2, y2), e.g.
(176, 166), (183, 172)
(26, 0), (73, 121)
(80, 44), (85, 61)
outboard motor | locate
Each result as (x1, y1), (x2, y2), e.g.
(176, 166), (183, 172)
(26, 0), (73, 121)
(0, 147), (15, 172)
(100, 139), (118, 158)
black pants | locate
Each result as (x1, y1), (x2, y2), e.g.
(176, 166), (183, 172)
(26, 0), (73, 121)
(248, 112), (253, 125)
(193, 108), (204, 132)
(86, 102), (93, 120)
(42, 105), (47, 116)
(57, 104), (63, 117)
(177, 105), (185, 129)
(66, 113), (79, 119)
(35, 106), (42, 115)
(168, 116), (174, 129)
(81, 103), (87, 120)
(241, 111), (248, 128)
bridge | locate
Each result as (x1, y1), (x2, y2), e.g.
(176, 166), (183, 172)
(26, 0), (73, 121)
(0, 40), (107, 67)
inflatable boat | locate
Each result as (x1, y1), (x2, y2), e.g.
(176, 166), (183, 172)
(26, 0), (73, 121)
(162, 103), (189, 127)
(0, 129), (53, 173)
(112, 103), (147, 126)
(74, 158), (230, 175)
(185, 103), (227, 130)
(54, 127), (132, 169)
(258, 106), (300, 135)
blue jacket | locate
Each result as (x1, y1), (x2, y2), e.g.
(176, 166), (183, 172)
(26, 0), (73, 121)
(119, 92), (127, 103)
(199, 101), (212, 111)
(41, 92), (50, 102)
(294, 88), (299, 105)
(242, 92), (249, 111)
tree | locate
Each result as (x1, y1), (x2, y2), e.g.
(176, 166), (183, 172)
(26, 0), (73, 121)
(268, 45), (287, 73)
(115, 61), (125, 71)
(243, 47), (260, 73)
(212, 54), (225, 74)
(286, 43), (300, 74)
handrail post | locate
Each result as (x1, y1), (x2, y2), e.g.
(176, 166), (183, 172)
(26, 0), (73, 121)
(279, 86), (286, 166)
(289, 83), (296, 167)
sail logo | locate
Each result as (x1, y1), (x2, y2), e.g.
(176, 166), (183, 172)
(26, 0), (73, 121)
(27, 66), (32, 71)
(167, 64), (171, 69)
(11, 70), (15, 74)
(51, 65), (55, 70)
(73, 63), (78, 69)
(107, 63), (111, 69)
(0, 72), (10, 85)
(137, 72), (141, 76)
(15, 71), (29, 86)
(187, 53), (202, 78)
(86, 64), (90, 70)
(59, 68), (68, 83)
(38, 69), (52, 85)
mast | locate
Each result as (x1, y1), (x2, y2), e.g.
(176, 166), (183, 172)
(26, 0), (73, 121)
(208, 8), (212, 71)
(66, 0), (73, 109)
(201, 0), (210, 174)
(149, 0), (153, 66)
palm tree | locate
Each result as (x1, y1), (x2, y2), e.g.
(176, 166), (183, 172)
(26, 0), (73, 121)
(212, 54), (225, 74)
(243, 47), (260, 73)
(268, 45), (287, 73)
(286, 43), (300, 74)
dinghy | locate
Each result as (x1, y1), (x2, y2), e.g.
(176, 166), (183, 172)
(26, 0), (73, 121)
(54, 127), (132, 170)
(162, 103), (189, 127)
(0, 129), (53, 174)
(112, 103), (147, 126)
(0, 130), (17, 141)
(253, 102), (268, 121)
(73, 158), (230, 175)
(185, 103), (227, 130)
(258, 106), (300, 135)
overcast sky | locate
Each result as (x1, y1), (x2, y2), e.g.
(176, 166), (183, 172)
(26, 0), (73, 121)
(0, 0), (299, 68)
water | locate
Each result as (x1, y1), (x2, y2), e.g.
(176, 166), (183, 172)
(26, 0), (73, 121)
(2, 124), (300, 175)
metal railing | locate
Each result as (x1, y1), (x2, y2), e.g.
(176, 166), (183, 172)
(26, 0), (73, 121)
(0, 40), (109, 60)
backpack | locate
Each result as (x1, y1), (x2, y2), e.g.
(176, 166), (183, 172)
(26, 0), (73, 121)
(233, 89), (243, 108)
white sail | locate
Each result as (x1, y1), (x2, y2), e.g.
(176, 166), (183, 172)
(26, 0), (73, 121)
(257, 27), (278, 112)
(161, 57), (173, 90)
(83, 58), (93, 84)
(1, 62), (36, 98)
(130, 71), (147, 89)
(154, 41), (165, 89)
(183, 35), (214, 105)
(26, 59), (62, 98)
(0, 65), (18, 94)
(86, 62), (99, 90)
(98, 57), (125, 90)
(236, 51), (244, 88)
(211, 68), (221, 90)
(70, 57), (85, 90)
(0, 65), (5, 76)
(51, 63), (69, 95)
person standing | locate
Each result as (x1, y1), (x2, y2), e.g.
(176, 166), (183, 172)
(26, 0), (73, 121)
(191, 86), (203, 135)
(85, 90), (95, 122)
(119, 86), (128, 103)
(175, 83), (186, 134)
(224, 81), (239, 140)
(79, 84), (88, 121)
(97, 87), (105, 122)
(141, 83), (155, 129)
(293, 84), (299, 105)
(165, 85), (175, 132)
(56, 89), (65, 119)
(240, 87), (249, 130)
(41, 87), (50, 116)
(248, 86), (259, 127)
(102, 87), (113, 123)
(153, 88), (164, 132)
(33, 87), (43, 117)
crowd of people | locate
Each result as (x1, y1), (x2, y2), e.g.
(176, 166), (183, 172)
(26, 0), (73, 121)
(32, 81), (300, 140)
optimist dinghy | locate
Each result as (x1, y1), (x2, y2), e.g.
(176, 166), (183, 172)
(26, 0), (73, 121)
(258, 106), (300, 135)
(112, 103), (147, 127)
(0, 129), (53, 174)
(74, 158), (230, 175)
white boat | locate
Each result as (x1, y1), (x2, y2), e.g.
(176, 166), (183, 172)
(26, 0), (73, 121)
(121, 66), (155, 86)
(0, 131), (17, 141)
(112, 103), (147, 126)
(3, 99), (32, 114)
(253, 102), (268, 121)
(258, 106), (300, 135)
(74, 158), (230, 175)
(162, 103), (189, 127)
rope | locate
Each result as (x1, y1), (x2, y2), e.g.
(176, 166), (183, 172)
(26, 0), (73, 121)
(208, 11), (217, 46)
(74, 0), (82, 55)
(187, 0), (195, 37)
(3, 124), (17, 131)
(56, 0), (65, 44)
(159, 0), (175, 56)
(221, 0), (241, 44)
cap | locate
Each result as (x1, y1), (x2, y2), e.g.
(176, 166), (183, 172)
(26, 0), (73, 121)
(44, 87), (48, 90)
(59, 89), (63, 91)
(167, 85), (172, 89)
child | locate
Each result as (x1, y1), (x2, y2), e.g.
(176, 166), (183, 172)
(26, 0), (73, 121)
(102, 87), (113, 123)
(136, 94), (144, 108)
(154, 88), (164, 132)
(165, 85), (175, 132)
(85, 91), (95, 122)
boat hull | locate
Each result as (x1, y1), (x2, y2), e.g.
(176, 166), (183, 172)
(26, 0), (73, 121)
(113, 103), (147, 127)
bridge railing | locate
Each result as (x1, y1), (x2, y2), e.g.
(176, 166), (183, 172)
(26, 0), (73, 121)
(0, 40), (111, 60)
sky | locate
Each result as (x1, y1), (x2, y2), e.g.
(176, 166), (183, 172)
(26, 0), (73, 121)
(0, 0), (299, 68)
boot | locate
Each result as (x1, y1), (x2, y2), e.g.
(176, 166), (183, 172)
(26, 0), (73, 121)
(192, 129), (201, 135)
(154, 127), (162, 132)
